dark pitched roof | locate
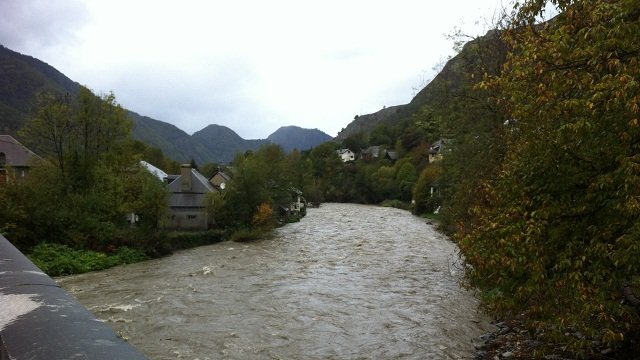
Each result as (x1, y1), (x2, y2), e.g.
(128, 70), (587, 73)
(167, 168), (215, 208)
(0, 135), (39, 167)
(168, 168), (215, 194)
(209, 170), (232, 183)
(361, 146), (381, 157)
(430, 139), (450, 154)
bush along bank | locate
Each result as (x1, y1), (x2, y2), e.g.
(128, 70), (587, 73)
(26, 226), (284, 277)
(27, 230), (228, 276)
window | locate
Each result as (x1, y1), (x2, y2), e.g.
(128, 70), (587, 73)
(0, 152), (5, 167)
(187, 215), (197, 220)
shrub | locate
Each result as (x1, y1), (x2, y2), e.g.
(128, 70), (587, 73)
(28, 243), (149, 276)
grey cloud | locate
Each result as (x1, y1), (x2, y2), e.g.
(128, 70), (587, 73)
(0, 0), (89, 51)
(103, 57), (270, 138)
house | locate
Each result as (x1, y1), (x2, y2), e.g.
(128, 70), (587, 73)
(279, 188), (307, 222)
(209, 167), (232, 190)
(167, 164), (216, 230)
(429, 139), (450, 163)
(360, 146), (382, 160)
(385, 150), (399, 161)
(0, 135), (39, 184)
(140, 160), (168, 181)
(336, 148), (355, 162)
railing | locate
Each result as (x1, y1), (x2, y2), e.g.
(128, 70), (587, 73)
(0, 234), (148, 360)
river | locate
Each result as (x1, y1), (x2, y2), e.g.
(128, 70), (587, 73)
(57, 203), (493, 359)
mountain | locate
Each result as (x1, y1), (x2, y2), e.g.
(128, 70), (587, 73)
(128, 111), (205, 162)
(335, 29), (506, 141)
(0, 44), (332, 164)
(267, 126), (333, 152)
(0, 45), (80, 135)
(192, 124), (269, 163)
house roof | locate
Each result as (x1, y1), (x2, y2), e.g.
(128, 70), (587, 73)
(386, 150), (399, 160)
(168, 168), (215, 208)
(361, 146), (381, 157)
(168, 168), (215, 194)
(140, 161), (168, 181)
(336, 148), (353, 155)
(209, 169), (232, 183)
(430, 139), (450, 154)
(0, 135), (39, 167)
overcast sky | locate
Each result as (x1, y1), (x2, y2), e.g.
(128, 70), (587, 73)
(1, 0), (512, 139)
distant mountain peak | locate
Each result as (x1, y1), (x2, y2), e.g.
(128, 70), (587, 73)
(0, 44), (333, 163)
(267, 125), (332, 152)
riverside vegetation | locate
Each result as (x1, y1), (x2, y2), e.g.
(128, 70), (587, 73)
(1, 0), (639, 357)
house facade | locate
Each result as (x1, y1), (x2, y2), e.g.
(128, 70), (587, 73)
(336, 148), (355, 162)
(167, 164), (216, 230)
(279, 188), (307, 222)
(0, 135), (39, 184)
(360, 146), (382, 161)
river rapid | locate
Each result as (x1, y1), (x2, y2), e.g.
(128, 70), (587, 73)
(57, 203), (493, 359)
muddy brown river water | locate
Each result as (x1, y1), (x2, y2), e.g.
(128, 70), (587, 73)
(57, 203), (494, 359)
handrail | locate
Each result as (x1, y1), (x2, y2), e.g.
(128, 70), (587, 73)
(0, 234), (148, 360)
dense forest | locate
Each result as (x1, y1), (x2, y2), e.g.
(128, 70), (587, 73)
(1, 0), (639, 357)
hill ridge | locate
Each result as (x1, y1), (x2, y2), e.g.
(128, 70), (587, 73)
(0, 45), (332, 163)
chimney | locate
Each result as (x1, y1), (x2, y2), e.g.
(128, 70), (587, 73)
(180, 164), (192, 192)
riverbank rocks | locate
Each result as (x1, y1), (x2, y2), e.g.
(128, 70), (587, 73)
(472, 318), (635, 359)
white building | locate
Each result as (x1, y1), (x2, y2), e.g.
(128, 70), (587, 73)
(336, 148), (355, 162)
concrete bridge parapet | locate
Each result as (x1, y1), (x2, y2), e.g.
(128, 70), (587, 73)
(0, 234), (148, 360)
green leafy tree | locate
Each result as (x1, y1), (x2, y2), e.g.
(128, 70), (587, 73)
(459, 1), (640, 355)
(413, 163), (443, 214)
(216, 144), (291, 229)
(6, 88), (169, 253)
(394, 159), (417, 202)
(309, 142), (342, 199)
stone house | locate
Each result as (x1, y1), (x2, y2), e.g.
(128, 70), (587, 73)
(167, 164), (216, 230)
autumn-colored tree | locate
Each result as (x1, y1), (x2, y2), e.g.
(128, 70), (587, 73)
(252, 202), (275, 229)
(459, 0), (640, 355)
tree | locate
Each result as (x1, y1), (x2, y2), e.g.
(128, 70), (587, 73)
(394, 158), (417, 202)
(216, 144), (292, 229)
(459, 1), (640, 355)
(21, 86), (132, 190)
(20, 92), (74, 177)
(8, 88), (169, 253)
(413, 163), (443, 214)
